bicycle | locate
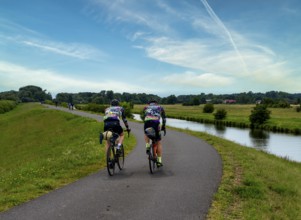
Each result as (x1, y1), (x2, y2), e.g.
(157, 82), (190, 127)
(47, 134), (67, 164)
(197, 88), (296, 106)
(145, 127), (166, 174)
(99, 129), (130, 176)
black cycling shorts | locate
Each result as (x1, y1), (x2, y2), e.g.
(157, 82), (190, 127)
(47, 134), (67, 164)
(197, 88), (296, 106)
(144, 120), (161, 141)
(104, 120), (123, 135)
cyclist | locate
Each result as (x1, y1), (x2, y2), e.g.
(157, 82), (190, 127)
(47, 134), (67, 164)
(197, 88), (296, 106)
(143, 99), (166, 167)
(103, 99), (130, 154)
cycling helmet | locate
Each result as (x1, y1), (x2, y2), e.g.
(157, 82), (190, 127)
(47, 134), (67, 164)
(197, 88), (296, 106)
(145, 127), (156, 139)
(111, 99), (119, 106)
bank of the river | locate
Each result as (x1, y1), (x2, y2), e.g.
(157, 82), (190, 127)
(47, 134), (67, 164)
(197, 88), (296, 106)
(133, 104), (301, 134)
(180, 128), (301, 219)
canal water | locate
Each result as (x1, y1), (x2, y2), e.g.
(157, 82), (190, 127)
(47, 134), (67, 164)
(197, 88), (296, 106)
(133, 114), (301, 163)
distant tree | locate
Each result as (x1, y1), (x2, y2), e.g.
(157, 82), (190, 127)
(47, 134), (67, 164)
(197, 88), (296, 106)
(192, 97), (200, 105)
(203, 103), (214, 113)
(249, 104), (271, 126)
(18, 85), (51, 102)
(166, 95), (177, 104)
(106, 90), (114, 102)
(214, 109), (227, 120)
(199, 97), (206, 104)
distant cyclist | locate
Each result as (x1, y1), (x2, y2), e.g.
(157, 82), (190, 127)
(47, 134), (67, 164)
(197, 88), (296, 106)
(103, 99), (130, 154)
(143, 99), (166, 167)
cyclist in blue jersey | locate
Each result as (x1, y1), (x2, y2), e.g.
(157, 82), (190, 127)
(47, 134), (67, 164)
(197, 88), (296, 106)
(103, 99), (130, 154)
(143, 99), (166, 167)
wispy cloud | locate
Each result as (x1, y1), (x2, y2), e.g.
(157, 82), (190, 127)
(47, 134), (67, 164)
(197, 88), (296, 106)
(21, 40), (107, 61)
(0, 18), (107, 62)
(0, 61), (149, 95)
(86, 0), (174, 34)
(199, 0), (248, 74)
(163, 71), (233, 88)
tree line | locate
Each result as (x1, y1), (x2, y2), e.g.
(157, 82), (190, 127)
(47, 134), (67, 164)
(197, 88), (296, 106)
(1, 85), (301, 106)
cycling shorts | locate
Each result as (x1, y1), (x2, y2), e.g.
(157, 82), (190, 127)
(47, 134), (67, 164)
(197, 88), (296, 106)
(144, 120), (161, 141)
(104, 120), (123, 135)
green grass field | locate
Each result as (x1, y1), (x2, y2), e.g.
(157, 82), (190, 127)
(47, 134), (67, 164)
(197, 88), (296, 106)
(133, 104), (301, 132)
(0, 103), (135, 212)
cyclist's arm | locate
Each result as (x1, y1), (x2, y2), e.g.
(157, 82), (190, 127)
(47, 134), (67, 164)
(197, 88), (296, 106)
(161, 107), (166, 128)
(121, 108), (129, 129)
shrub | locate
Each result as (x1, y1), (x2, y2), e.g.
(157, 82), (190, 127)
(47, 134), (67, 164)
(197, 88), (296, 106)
(214, 109), (227, 120)
(86, 103), (108, 113)
(120, 102), (133, 118)
(203, 103), (214, 113)
(0, 100), (17, 114)
(249, 104), (271, 126)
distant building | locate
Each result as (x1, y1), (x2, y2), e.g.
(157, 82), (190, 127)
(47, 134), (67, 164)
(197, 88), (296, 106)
(223, 99), (236, 104)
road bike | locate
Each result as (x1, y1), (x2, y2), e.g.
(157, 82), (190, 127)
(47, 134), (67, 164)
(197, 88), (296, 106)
(100, 129), (130, 176)
(145, 127), (166, 174)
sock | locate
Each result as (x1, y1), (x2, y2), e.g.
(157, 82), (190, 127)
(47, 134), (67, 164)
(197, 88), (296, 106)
(146, 143), (150, 149)
(157, 156), (162, 163)
(117, 143), (121, 149)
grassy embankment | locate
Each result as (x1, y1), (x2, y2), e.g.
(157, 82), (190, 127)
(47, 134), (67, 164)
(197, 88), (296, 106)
(1, 103), (300, 219)
(186, 130), (301, 219)
(133, 104), (301, 134)
(0, 103), (135, 212)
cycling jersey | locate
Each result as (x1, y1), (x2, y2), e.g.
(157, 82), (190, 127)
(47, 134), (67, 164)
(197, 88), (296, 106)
(104, 106), (127, 122)
(104, 106), (128, 135)
(143, 103), (166, 124)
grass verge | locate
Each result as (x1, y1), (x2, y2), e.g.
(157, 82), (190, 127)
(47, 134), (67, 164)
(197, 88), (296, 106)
(177, 129), (301, 219)
(0, 103), (135, 212)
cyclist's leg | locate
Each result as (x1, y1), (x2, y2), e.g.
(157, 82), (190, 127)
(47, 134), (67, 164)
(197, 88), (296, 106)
(104, 121), (113, 153)
(117, 132), (124, 146)
(115, 124), (124, 150)
(144, 121), (152, 153)
(155, 123), (163, 166)
(156, 141), (162, 163)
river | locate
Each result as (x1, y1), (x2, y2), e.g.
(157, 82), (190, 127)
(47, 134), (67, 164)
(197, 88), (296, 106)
(133, 114), (301, 163)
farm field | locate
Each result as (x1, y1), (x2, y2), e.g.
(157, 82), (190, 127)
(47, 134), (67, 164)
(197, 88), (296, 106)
(133, 104), (301, 132)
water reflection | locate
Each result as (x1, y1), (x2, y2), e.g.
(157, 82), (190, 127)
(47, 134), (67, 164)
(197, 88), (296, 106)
(249, 129), (269, 150)
(214, 124), (226, 135)
(133, 114), (301, 162)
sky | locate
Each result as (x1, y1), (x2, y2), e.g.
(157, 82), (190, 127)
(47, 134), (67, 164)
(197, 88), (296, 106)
(0, 0), (300, 98)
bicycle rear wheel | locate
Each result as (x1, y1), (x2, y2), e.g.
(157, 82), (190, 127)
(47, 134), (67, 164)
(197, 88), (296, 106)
(106, 145), (115, 176)
(117, 144), (125, 170)
(148, 144), (156, 174)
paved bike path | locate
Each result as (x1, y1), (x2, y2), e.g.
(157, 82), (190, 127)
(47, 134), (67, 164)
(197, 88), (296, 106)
(0, 106), (222, 220)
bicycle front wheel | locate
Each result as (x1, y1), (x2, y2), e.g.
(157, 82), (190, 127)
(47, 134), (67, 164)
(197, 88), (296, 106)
(106, 145), (115, 176)
(117, 144), (125, 170)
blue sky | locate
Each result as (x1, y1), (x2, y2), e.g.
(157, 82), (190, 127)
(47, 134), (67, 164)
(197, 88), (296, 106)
(0, 0), (300, 97)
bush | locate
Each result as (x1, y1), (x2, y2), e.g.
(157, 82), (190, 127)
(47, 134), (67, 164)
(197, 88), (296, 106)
(214, 109), (227, 120)
(203, 103), (214, 113)
(86, 103), (108, 113)
(296, 105), (301, 112)
(0, 100), (17, 114)
(249, 104), (271, 126)
(120, 102), (133, 118)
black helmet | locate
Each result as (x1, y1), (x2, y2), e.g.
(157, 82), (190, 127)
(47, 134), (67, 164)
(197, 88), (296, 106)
(111, 99), (119, 106)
